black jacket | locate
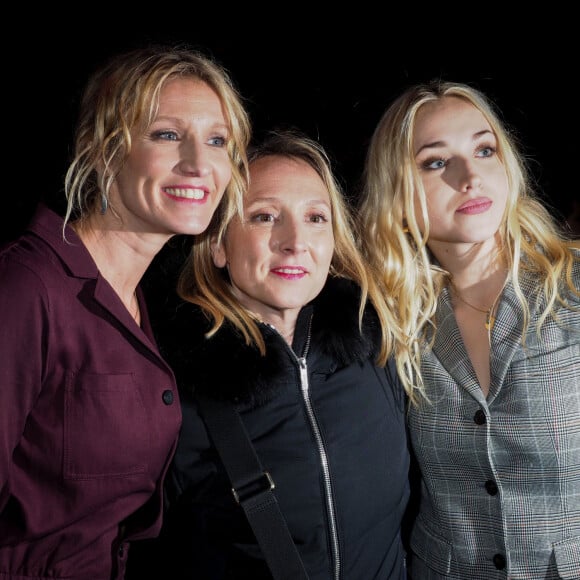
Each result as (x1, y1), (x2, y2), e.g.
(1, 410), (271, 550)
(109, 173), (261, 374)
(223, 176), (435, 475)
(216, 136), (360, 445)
(127, 277), (411, 579)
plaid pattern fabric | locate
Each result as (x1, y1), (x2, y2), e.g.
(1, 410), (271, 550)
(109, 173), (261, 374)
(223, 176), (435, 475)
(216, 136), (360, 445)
(407, 257), (580, 579)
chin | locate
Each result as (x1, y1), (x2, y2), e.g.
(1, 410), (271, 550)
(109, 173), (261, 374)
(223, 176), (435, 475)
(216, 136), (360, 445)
(178, 218), (213, 236)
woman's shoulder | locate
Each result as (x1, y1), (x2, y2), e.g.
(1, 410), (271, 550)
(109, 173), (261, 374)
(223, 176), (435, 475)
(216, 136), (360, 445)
(313, 276), (381, 364)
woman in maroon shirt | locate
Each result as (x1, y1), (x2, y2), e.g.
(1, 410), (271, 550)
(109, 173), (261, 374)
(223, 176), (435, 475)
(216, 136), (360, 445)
(0, 44), (250, 579)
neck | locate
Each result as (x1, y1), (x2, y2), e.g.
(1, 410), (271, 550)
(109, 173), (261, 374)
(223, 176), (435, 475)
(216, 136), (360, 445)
(72, 220), (151, 326)
(450, 266), (508, 306)
(430, 236), (503, 280)
(253, 312), (297, 347)
(450, 284), (501, 331)
(450, 266), (508, 334)
(73, 219), (154, 284)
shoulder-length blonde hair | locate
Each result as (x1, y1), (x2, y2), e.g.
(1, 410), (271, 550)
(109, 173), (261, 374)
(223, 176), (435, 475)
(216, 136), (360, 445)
(64, 44), (250, 232)
(179, 128), (394, 358)
(358, 80), (579, 405)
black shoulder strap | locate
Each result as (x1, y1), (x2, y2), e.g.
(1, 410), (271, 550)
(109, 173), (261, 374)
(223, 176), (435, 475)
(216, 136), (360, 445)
(196, 393), (309, 580)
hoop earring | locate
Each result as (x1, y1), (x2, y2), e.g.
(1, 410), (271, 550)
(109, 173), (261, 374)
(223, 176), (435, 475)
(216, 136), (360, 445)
(100, 194), (108, 215)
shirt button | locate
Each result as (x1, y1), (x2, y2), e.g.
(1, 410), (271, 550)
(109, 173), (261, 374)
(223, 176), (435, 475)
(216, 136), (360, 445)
(162, 389), (174, 405)
(485, 480), (498, 496)
(473, 409), (486, 425)
(493, 553), (506, 569)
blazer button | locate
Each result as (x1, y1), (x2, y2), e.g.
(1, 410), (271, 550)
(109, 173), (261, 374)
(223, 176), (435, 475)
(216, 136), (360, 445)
(485, 479), (498, 496)
(162, 389), (174, 405)
(473, 409), (486, 425)
(493, 553), (506, 569)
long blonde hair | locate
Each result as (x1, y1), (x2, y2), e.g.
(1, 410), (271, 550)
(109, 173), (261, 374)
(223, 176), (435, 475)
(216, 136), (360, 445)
(358, 80), (579, 405)
(179, 128), (395, 358)
(64, 44), (250, 232)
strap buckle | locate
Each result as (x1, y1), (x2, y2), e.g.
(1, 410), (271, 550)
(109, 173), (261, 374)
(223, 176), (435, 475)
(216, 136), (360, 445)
(232, 471), (275, 504)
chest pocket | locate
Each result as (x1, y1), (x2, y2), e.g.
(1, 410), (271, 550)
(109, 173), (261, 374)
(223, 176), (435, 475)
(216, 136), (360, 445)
(64, 372), (149, 479)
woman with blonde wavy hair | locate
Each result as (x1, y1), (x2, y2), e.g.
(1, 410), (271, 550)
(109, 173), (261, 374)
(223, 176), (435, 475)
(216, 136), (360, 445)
(0, 44), (251, 579)
(358, 80), (580, 579)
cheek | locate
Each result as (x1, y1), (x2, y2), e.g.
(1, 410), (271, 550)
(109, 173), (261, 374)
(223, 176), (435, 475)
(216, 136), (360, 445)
(128, 143), (163, 171)
(214, 154), (233, 190)
(112, 163), (139, 197)
(227, 250), (263, 292)
(316, 234), (335, 266)
(116, 148), (163, 189)
(226, 232), (265, 269)
(492, 168), (510, 197)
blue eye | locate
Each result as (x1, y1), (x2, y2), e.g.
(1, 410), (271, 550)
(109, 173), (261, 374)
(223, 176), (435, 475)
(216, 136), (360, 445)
(152, 130), (179, 141)
(251, 213), (275, 223)
(423, 158), (446, 170)
(477, 146), (496, 158)
(208, 136), (227, 147)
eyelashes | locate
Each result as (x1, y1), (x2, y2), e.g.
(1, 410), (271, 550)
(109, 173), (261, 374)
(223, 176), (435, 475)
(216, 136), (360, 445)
(149, 129), (228, 147)
(419, 144), (497, 171)
(248, 212), (330, 224)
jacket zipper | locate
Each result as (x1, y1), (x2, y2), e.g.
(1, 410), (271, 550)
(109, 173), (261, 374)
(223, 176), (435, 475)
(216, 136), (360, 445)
(266, 318), (341, 580)
(297, 356), (341, 580)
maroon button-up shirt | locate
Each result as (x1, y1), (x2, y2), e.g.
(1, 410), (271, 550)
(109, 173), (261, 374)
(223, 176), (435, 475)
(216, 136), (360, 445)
(0, 205), (182, 579)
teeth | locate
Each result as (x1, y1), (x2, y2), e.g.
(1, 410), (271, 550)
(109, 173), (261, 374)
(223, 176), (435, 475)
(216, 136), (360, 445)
(278, 268), (303, 274)
(165, 188), (205, 200)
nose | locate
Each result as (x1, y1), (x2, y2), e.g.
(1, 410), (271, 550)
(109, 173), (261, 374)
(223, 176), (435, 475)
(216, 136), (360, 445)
(457, 158), (482, 193)
(277, 219), (308, 254)
(177, 140), (211, 177)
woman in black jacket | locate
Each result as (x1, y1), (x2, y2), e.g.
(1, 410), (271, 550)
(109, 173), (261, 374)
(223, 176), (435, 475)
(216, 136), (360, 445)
(127, 129), (412, 579)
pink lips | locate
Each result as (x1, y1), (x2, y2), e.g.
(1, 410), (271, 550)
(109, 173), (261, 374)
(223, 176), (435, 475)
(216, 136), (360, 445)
(271, 267), (307, 280)
(457, 198), (492, 215)
(162, 186), (209, 204)
(168, 195), (208, 204)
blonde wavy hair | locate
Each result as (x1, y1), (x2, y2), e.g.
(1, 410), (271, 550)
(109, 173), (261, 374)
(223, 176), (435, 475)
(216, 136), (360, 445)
(358, 80), (579, 405)
(178, 128), (395, 358)
(63, 44), (250, 233)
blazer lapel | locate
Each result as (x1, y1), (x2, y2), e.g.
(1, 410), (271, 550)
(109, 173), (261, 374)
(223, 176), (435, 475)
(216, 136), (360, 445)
(431, 287), (485, 402)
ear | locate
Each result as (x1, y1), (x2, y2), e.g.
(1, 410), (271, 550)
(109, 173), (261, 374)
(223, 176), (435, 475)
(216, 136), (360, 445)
(210, 236), (228, 268)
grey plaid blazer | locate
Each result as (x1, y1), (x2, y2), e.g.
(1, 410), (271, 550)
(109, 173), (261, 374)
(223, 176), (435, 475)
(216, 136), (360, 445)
(407, 254), (580, 580)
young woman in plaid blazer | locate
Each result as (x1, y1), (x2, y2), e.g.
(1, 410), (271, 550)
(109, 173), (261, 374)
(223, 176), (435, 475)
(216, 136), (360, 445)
(358, 80), (580, 579)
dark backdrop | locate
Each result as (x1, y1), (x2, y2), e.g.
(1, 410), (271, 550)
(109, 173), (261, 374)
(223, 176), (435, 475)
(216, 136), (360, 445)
(5, 21), (577, 244)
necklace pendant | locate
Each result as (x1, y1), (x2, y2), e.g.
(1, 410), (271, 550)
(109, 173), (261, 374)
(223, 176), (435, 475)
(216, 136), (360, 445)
(485, 312), (495, 331)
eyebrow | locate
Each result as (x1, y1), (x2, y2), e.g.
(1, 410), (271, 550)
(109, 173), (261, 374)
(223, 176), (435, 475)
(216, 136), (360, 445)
(415, 129), (493, 156)
(152, 115), (230, 132)
(247, 196), (331, 207)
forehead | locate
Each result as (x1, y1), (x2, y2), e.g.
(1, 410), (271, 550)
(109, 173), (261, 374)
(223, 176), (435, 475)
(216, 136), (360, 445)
(413, 96), (492, 148)
(157, 77), (223, 112)
(248, 156), (330, 201)
(249, 155), (310, 176)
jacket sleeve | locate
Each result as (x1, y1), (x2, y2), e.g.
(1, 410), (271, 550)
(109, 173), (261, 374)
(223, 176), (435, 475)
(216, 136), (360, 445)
(163, 391), (213, 507)
(0, 258), (47, 504)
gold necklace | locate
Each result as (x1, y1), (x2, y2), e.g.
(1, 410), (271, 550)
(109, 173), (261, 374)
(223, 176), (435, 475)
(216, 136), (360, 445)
(451, 288), (500, 331)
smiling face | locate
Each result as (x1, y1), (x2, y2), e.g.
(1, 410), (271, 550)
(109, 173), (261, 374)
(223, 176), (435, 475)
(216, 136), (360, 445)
(108, 77), (233, 239)
(413, 95), (509, 255)
(212, 155), (334, 331)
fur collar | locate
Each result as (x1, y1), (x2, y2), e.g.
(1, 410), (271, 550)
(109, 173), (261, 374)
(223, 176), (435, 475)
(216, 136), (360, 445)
(164, 277), (380, 407)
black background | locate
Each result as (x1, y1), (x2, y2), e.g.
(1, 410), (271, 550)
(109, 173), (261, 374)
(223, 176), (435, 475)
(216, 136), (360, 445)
(5, 16), (578, 243)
